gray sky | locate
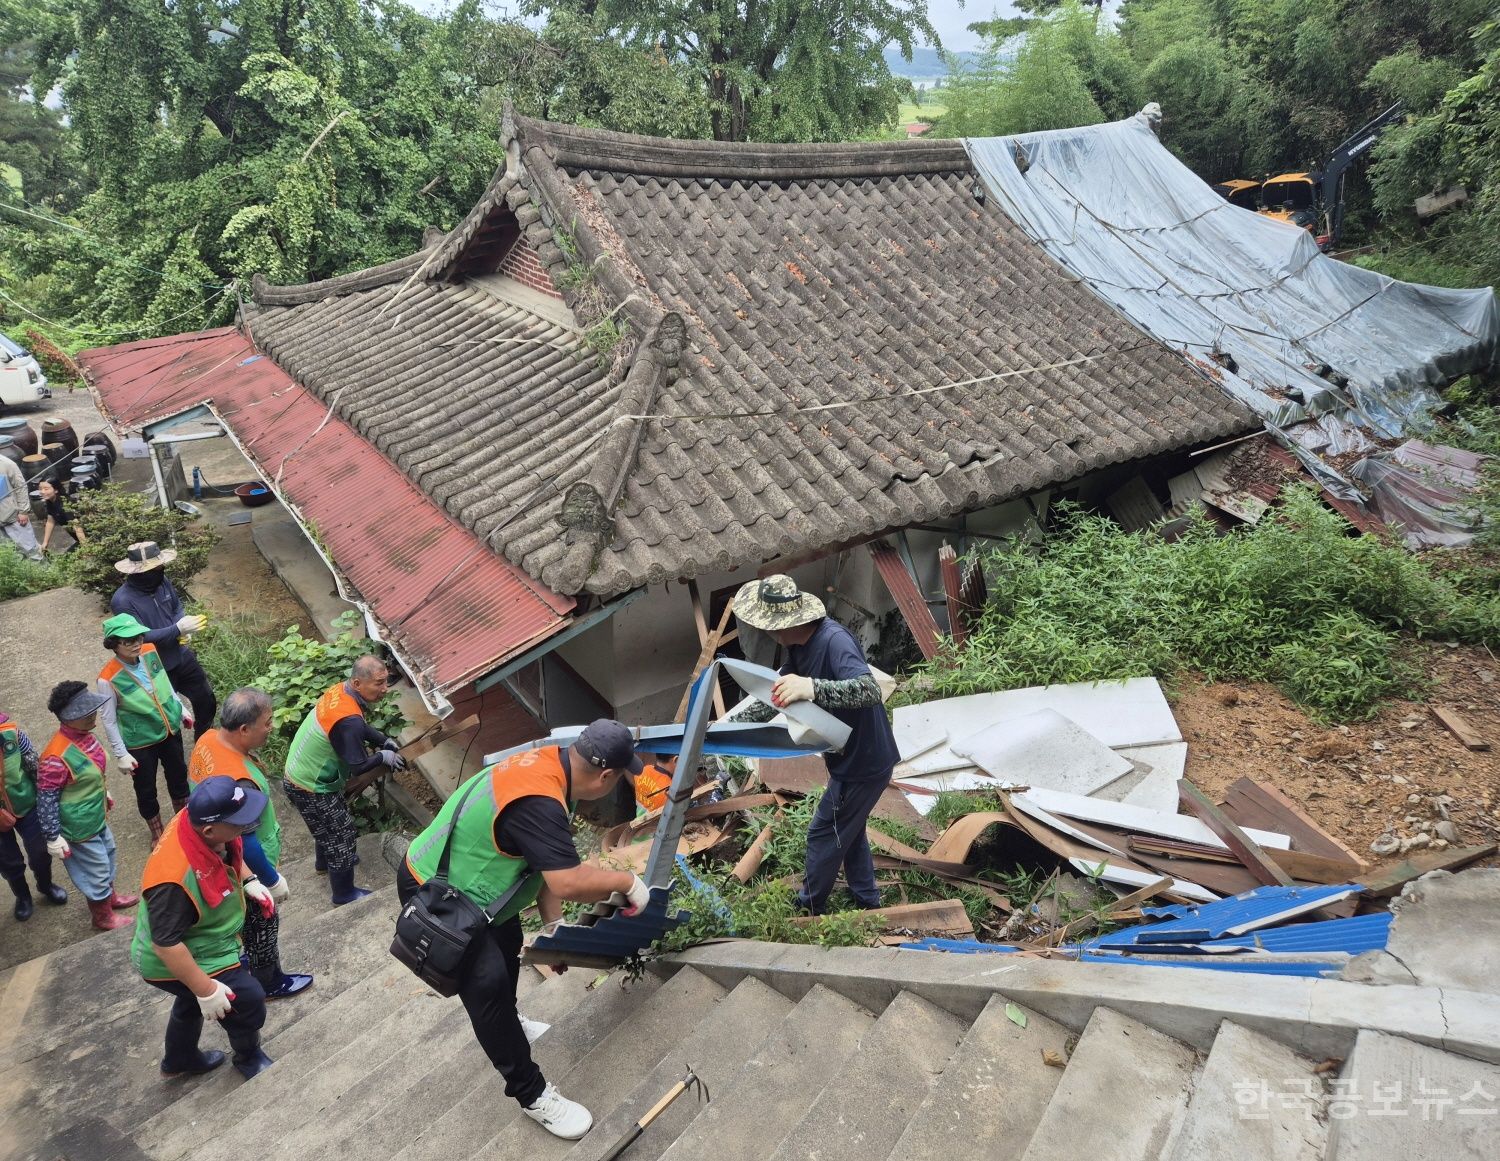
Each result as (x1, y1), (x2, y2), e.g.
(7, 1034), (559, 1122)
(447, 1), (1018, 54)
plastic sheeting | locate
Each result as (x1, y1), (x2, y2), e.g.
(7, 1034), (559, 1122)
(966, 113), (1499, 439)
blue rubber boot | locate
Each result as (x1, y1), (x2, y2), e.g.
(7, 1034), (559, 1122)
(328, 867), (372, 906)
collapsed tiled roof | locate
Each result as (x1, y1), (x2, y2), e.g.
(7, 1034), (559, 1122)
(247, 115), (1254, 597)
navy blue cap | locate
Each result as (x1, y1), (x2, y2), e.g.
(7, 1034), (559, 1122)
(575, 719), (644, 775)
(188, 775), (267, 827)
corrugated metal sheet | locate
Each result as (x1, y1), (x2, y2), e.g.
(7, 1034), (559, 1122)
(899, 884), (1388, 977)
(78, 328), (575, 698)
(869, 542), (942, 659)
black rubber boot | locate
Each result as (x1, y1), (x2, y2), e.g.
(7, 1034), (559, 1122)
(6, 874), (33, 922)
(34, 874), (67, 905)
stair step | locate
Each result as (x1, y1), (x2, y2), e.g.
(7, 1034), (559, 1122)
(133, 914), (409, 1161)
(889, 993), (1071, 1161)
(562, 975), (796, 1161)
(656, 984), (875, 1161)
(1165, 1021), (1328, 1161)
(1326, 1029), (1500, 1161)
(1019, 1007), (1198, 1161)
(768, 990), (966, 1161)
(389, 971), (664, 1161)
(196, 990), (458, 1161)
(484, 967), (727, 1159)
(3, 886), (399, 1161)
(310, 968), (591, 1161)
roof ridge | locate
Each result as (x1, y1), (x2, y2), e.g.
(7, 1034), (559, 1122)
(511, 114), (971, 181)
(249, 235), (441, 306)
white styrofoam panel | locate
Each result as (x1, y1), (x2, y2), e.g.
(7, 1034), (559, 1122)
(892, 678), (1181, 776)
(950, 709), (1134, 797)
(1016, 787), (1291, 850)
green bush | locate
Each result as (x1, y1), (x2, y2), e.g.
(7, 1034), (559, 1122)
(0, 546), (70, 601)
(906, 487), (1500, 721)
(255, 611), (408, 743)
(65, 485), (219, 596)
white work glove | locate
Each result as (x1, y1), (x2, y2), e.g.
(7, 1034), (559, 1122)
(268, 874), (290, 903)
(118, 753), (140, 772)
(181, 710), (194, 731)
(624, 873), (651, 914)
(47, 835), (71, 859)
(771, 673), (815, 708)
(175, 614), (207, 635)
(196, 979), (235, 1021)
(243, 877), (276, 918)
(378, 749), (407, 771)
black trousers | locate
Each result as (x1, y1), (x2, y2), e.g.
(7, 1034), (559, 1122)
(796, 775), (890, 915)
(167, 650), (217, 735)
(146, 964), (266, 1072)
(127, 733), (190, 819)
(0, 808), (57, 890)
(396, 862), (545, 1106)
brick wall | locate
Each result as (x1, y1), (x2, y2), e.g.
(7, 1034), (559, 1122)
(498, 237), (563, 299)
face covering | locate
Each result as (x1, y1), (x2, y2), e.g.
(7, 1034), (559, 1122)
(126, 569), (168, 592)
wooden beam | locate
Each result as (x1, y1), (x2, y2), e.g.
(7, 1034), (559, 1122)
(790, 898), (974, 938)
(868, 541), (943, 660)
(1429, 706), (1490, 751)
(1178, 778), (1294, 887)
(674, 584), (735, 722)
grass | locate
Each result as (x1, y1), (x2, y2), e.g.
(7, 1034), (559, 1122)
(896, 100), (947, 124)
(902, 487), (1500, 721)
(0, 548), (70, 602)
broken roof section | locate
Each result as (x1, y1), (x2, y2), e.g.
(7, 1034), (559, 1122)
(966, 112), (1499, 445)
(79, 328), (575, 708)
(246, 112), (1255, 599)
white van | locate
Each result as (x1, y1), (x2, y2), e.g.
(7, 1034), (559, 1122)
(0, 331), (51, 410)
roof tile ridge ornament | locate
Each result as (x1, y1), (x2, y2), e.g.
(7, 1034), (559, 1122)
(549, 312), (686, 596)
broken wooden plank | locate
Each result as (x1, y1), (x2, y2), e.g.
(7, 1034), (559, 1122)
(1127, 835), (1362, 886)
(792, 898), (974, 937)
(938, 543), (967, 649)
(1178, 778), (1294, 887)
(398, 713), (480, 760)
(677, 581), (733, 722)
(1356, 844), (1498, 899)
(1429, 706), (1490, 751)
(1218, 776), (1367, 866)
(1042, 876), (1174, 948)
(867, 833), (979, 879)
(869, 540), (943, 660)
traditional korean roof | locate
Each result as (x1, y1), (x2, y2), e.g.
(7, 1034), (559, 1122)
(243, 114), (1254, 597)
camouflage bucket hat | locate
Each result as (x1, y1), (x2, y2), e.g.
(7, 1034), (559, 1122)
(733, 574), (826, 632)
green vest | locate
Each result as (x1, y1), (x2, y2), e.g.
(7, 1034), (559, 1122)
(241, 754), (281, 869)
(406, 757), (569, 925)
(284, 684), (364, 794)
(45, 737), (107, 842)
(104, 646), (182, 749)
(131, 817), (247, 981)
(1, 722), (35, 818)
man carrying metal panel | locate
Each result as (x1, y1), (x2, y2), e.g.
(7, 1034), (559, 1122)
(729, 575), (899, 915)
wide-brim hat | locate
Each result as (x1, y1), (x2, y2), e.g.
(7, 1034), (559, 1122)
(114, 541), (178, 574)
(733, 575), (826, 631)
(102, 612), (151, 643)
(57, 687), (110, 722)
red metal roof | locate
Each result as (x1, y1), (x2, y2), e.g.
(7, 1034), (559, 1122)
(79, 328), (575, 698)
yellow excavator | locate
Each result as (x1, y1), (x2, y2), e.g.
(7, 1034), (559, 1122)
(1213, 103), (1403, 250)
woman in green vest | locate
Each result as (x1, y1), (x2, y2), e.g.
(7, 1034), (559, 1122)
(37, 681), (138, 932)
(0, 709), (69, 921)
(97, 613), (194, 847)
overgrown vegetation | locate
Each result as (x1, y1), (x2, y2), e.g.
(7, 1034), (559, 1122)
(0, 546), (69, 601)
(193, 609), (408, 807)
(66, 485), (220, 596)
(906, 487), (1500, 721)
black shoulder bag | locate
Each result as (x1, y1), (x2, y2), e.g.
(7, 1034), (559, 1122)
(390, 778), (533, 997)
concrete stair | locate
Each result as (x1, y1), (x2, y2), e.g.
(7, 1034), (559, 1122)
(5, 895), (1500, 1161)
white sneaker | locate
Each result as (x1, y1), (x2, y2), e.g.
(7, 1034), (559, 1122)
(519, 1014), (550, 1045)
(522, 1082), (593, 1140)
